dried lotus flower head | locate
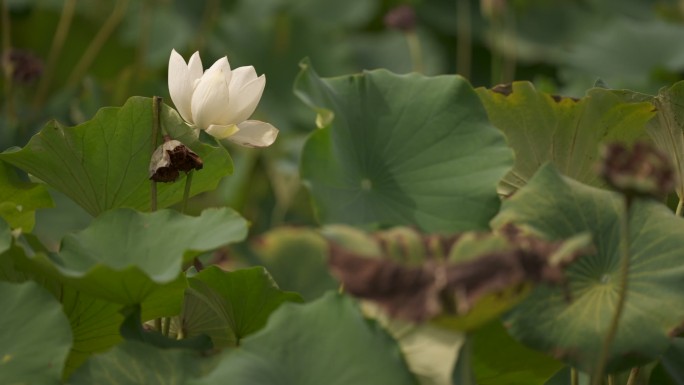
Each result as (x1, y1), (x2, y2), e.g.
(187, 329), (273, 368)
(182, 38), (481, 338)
(149, 138), (203, 183)
(598, 141), (675, 200)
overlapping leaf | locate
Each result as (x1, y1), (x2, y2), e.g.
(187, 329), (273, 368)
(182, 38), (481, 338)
(192, 293), (418, 385)
(0, 160), (53, 231)
(0, 234), (125, 377)
(295, 59), (512, 232)
(248, 227), (338, 301)
(69, 341), (217, 385)
(611, 81), (684, 201)
(0, 97), (232, 216)
(32, 208), (247, 319)
(476, 82), (654, 195)
(492, 164), (684, 372)
(0, 281), (73, 384)
(471, 321), (563, 385)
(179, 266), (302, 348)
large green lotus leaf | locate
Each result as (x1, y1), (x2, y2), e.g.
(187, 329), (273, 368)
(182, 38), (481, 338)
(491, 164), (684, 372)
(361, 302), (465, 385)
(476, 82), (654, 195)
(652, 338), (684, 384)
(0, 236), (125, 378)
(472, 321), (563, 385)
(248, 227), (338, 301)
(295, 59), (513, 232)
(0, 281), (72, 384)
(191, 293), (418, 385)
(180, 266), (302, 347)
(69, 340), (218, 385)
(0, 160), (53, 232)
(0, 96), (233, 217)
(57, 208), (247, 282)
(28, 208), (247, 319)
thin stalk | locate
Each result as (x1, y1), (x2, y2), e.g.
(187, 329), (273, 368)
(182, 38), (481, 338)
(33, 0), (77, 107)
(134, 0), (150, 80)
(66, 0), (129, 87)
(571, 368), (579, 385)
(162, 317), (171, 337)
(607, 374), (615, 385)
(405, 31), (424, 73)
(502, 11), (517, 84)
(489, 15), (502, 85)
(150, 96), (162, 212)
(193, 0), (220, 52)
(591, 196), (633, 385)
(456, 0), (472, 78)
(151, 96), (162, 331)
(676, 198), (683, 216)
(625, 367), (639, 385)
(1, 0), (15, 122)
(181, 171), (193, 214)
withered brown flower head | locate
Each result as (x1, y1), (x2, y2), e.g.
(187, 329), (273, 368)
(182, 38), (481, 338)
(327, 224), (592, 323)
(598, 141), (675, 199)
(3, 49), (43, 84)
(384, 5), (416, 32)
(149, 139), (203, 183)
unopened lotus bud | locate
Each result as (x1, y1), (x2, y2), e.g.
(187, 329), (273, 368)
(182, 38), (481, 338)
(598, 141), (675, 199)
(149, 139), (203, 183)
(384, 5), (416, 32)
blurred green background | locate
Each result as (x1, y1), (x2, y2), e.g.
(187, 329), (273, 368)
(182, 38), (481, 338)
(3, 0), (684, 248)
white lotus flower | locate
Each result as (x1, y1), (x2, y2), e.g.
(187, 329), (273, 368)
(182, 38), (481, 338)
(168, 49), (278, 148)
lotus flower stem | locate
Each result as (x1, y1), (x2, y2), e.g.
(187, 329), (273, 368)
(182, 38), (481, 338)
(676, 199), (683, 216)
(571, 368), (578, 385)
(162, 317), (171, 337)
(1, 0), (14, 122)
(181, 170), (193, 214)
(150, 96), (162, 212)
(33, 0), (76, 107)
(456, 0), (472, 79)
(405, 32), (424, 74)
(592, 196), (633, 385)
(66, 0), (129, 87)
(625, 367), (639, 385)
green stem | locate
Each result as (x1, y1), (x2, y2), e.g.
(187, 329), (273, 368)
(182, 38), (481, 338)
(66, 0), (129, 87)
(571, 368), (579, 385)
(456, 0), (472, 78)
(405, 31), (424, 73)
(33, 0), (76, 107)
(150, 96), (162, 212)
(489, 15), (502, 85)
(625, 367), (639, 385)
(162, 317), (171, 337)
(607, 374), (615, 385)
(181, 171), (193, 214)
(676, 198), (683, 216)
(1, 0), (15, 123)
(592, 195), (633, 385)
(502, 11), (517, 84)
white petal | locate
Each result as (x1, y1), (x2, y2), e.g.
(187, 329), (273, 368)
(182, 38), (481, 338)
(168, 50), (202, 124)
(229, 66), (258, 92)
(191, 57), (232, 130)
(223, 74), (266, 125)
(205, 123), (239, 139)
(226, 120), (279, 148)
